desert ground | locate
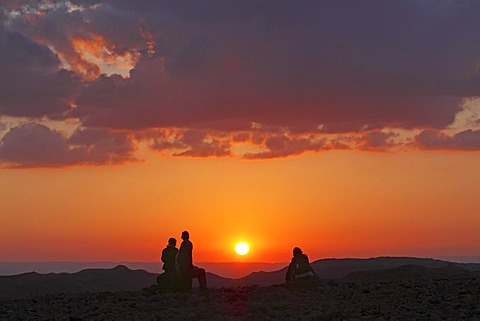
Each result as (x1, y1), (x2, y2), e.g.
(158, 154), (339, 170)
(2, 275), (480, 321)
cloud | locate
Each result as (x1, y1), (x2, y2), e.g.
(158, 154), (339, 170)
(357, 131), (400, 151)
(71, 0), (480, 132)
(5, 0), (148, 79)
(0, 123), (74, 167)
(0, 123), (137, 168)
(150, 129), (231, 158)
(243, 134), (326, 159)
(69, 127), (139, 164)
(414, 129), (480, 150)
(0, 28), (81, 118)
(2, 1), (480, 166)
(6, 0), (479, 132)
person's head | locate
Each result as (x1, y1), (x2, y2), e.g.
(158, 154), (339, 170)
(168, 237), (176, 247)
(181, 231), (190, 240)
(293, 247), (302, 256)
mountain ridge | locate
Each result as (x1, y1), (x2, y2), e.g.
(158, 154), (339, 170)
(2, 256), (480, 300)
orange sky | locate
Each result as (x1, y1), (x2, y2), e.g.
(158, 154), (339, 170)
(2, 1), (480, 265)
(1, 150), (479, 263)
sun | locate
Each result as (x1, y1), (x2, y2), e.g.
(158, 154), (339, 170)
(235, 242), (249, 255)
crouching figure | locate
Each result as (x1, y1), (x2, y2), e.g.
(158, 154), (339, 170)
(285, 247), (320, 290)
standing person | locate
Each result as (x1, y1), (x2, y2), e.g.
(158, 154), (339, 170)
(176, 231), (193, 291)
(176, 231), (207, 291)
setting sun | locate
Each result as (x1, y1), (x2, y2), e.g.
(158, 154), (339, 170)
(235, 242), (250, 256)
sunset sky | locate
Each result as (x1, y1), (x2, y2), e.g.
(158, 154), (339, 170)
(1, 1), (480, 264)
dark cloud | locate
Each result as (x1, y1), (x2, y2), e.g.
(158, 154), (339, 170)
(0, 123), (74, 167)
(0, 28), (81, 118)
(69, 127), (139, 164)
(6, 0), (480, 132)
(65, 0), (479, 132)
(415, 129), (480, 150)
(357, 131), (399, 151)
(5, 1), (478, 132)
(243, 134), (326, 159)
(2, 0), (480, 166)
(0, 123), (137, 168)
(145, 127), (403, 159)
(148, 128), (360, 159)
(150, 129), (231, 158)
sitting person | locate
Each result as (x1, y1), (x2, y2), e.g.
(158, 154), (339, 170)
(286, 247), (315, 283)
(162, 237), (178, 274)
(156, 237), (179, 291)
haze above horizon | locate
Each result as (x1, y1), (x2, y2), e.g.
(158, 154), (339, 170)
(2, 256), (480, 279)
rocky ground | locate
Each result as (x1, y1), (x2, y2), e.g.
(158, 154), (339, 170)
(1, 276), (480, 320)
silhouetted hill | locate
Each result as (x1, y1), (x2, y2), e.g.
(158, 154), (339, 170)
(0, 265), (156, 300)
(0, 261), (287, 278)
(206, 256), (480, 287)
(206, 269), (287, 287)
(2, 257), (480, 300)
(310, 256), (475, 278)
(342, 264), (472, 283)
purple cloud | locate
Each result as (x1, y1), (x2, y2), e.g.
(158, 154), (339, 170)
(0, 123), (72, 167)
(357, 131), (399, 151)
(2, 1), (480, 166)
(5, 1), (479, 131)
(0, 28), (81, 118)
(243, 134), (326, 159)
(150, 129), (231, 158)
(415, 129), (480, 150)
(70, 0), (479, 132)
(0, 123), (137, 168)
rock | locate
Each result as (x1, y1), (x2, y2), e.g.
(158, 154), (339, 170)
(136, 302), (154, 312)
(2, 276), (480, 320)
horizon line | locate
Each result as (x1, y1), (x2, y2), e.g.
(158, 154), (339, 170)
(2, 255), (480, 264)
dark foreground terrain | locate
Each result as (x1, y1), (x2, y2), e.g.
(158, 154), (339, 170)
(2, 275), (480, 321)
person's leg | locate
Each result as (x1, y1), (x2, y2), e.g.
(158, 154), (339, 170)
(157, 272), (165, 285)
(192, 266), (207, 289)
(178, 267), (192, 291)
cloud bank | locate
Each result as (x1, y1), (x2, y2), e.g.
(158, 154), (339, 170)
(1, 0), (480, 167)
(415, 129), (480, 151)
(0, 123), (137, 168)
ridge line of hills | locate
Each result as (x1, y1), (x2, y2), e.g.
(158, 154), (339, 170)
(2, 256), (480, 300)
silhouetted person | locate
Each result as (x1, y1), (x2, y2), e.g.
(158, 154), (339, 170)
(286, 247), (315, 283)
(176, 231), (207, 291)
(157, 237), (179, 291)
(162, 237), (178, 274)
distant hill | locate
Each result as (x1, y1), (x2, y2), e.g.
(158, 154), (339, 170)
(0, 261), (287, 279)
(206, 256), (480, 287)
(342, 264), (472, 283)
(312, 256), (480, 278)
(0, 265), (156, 300)
(2, 257), (480, 300)
(206, 269), (287, 288)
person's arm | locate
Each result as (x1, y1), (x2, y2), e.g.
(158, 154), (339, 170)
(161, 248), (166, 263)
(304, 254), (313, 271)
(286, 259), (294, 282)
(189, 242), (194, 267)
